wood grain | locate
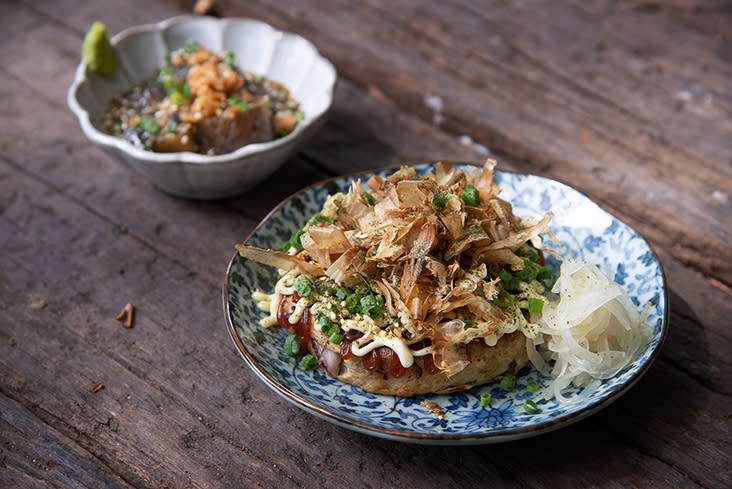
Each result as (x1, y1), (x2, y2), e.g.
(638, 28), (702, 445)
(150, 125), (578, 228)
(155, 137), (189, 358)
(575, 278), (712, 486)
(0, 0), (730, 488)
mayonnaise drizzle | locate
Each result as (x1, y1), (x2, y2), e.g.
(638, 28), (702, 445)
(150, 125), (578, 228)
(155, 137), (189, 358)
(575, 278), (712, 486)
(289, 297), (309, 324)
(344, 318), (415, 368)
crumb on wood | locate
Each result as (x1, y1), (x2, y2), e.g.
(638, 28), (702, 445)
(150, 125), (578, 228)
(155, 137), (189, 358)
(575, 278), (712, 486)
(421, 400), (445, 419)
(28, 297), (47, 310)
(91, 382), (104, 393)
(120, 225), (128, 234)
(115, 303), (134, 328)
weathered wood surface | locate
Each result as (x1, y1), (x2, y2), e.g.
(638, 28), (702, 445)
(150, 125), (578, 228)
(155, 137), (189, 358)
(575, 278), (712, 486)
(0, 0), (730, 488)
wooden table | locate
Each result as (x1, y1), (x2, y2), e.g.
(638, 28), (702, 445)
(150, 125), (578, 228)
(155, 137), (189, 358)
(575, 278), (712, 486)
(2, 1), (730, 487)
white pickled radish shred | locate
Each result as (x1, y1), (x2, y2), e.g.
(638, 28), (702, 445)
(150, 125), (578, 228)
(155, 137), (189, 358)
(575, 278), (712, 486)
(531, 259), (651, 403)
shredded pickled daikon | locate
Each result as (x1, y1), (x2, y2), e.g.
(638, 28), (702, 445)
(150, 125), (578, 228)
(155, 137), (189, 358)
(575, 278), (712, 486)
(529, 259), (651, 403)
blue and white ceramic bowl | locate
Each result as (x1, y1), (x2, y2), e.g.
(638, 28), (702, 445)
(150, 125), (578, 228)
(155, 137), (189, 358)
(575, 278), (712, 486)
(223, 163), (668, 444)
(68, 15), (336, 199)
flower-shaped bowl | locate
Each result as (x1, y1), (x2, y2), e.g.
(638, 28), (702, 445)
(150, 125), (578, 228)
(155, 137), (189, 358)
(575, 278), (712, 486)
(68, 15), (336, 199)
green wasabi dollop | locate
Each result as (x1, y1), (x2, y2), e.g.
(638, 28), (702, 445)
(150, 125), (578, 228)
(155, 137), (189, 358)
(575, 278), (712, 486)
(82, 21), (116, 76)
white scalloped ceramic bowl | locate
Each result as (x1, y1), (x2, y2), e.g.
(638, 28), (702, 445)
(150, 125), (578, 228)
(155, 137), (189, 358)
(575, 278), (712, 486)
(67, 15), (336, 199)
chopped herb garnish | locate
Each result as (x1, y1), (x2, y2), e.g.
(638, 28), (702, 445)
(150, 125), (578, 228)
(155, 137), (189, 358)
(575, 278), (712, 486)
(480, 392), (491, 407)
(499, 269), (514, 284)
(523, 399), (539, 414)
(184, 39), (199, 54)
(223, 50), (236, 67)
(318, 315), (332, 331)
(345, 294), (360, 314)
(493, 289), (514, 308)
(500, 374), (516, 392)
(182, 82), (192, 99)
(265, 100), (273, 109)
(313, 214), (335, 225)
(515, 260), (540, 283)
(294, 110), (305, 121)
(284, 334), (301, 357)
(256, 74), (267, 82)
(167, 121), (178, 133)
(526, 380), (540, 393)
(537, 265), (552, 282)
(336, 287), (349, 300)
(300, 354), (317, 370)
(228, 94), (248, 112)
(169, 92), (186, 107)
(279, 90), (289, 99)
(528, 297), (544, 313)
(362, 191), (376, 206)
(136, 116), (161, 135)
(433, 193), (447, 211)
(329, 332), (343, 344)
(460, 184), (480, 206)
(294, 275), (312, 298)
(283, 229), (305, 252)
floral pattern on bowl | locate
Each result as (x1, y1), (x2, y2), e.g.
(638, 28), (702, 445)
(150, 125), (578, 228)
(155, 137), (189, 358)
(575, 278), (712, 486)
(67, 15), (336, 199)
(223, 163), (668, 444)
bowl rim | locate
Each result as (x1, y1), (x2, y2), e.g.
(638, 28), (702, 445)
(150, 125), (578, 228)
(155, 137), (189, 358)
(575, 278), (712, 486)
(67, 14), (337, 165)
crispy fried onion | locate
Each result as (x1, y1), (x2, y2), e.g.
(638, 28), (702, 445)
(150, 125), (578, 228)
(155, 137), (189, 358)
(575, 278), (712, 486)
(236, 160), (553, 377)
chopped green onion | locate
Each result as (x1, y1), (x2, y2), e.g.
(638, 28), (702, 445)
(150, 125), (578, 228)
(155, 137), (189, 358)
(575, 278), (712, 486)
(256, 74), (267, 82)
(537, 266), (551, 280)
(523, 399), (539, 414)
(360, 294), (377, 311)
(367, 306), (383, 319)
(182, 82), (192, 99)
(184, 39), (199, 54)
(318, 315), (332, 331)
(359, 294), (384, 318)
(345, 294), (360, 314)
(499, 374), (516, 392)
(517, 243), (539, 262)
(169, 92), (186, 107)
(493, 289), (514, 308)
(284, 334), (300, 357)
(223, 50), (236, 67)
(265, 100), (273, 109)
(499, 269), (514, 284)
(279, 90), (289, 99)
(166, 121), (178, 133)
(526, 380), (540, 393)
(228, 94), (248, 112)
(294, 110), (305, 121)
(361, 191), (376, 206)
(329, 332), (343, 344)
(515, 260), (539, 283)
(156, 65), (176, 89)
(313, 214), (335, 225)
(294, 275), (312, 298)
(300, 354), (317, 370)
(283, 229), (305, 252)
(460, 185), (479, 206)
(480, 393), (491, 407)
(528, 297), (544, 314)
(336, 287), (349, 300)
(463, 319), (477, 329)
(433, 193), (447, 211)
(136, 116), (161, 135)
